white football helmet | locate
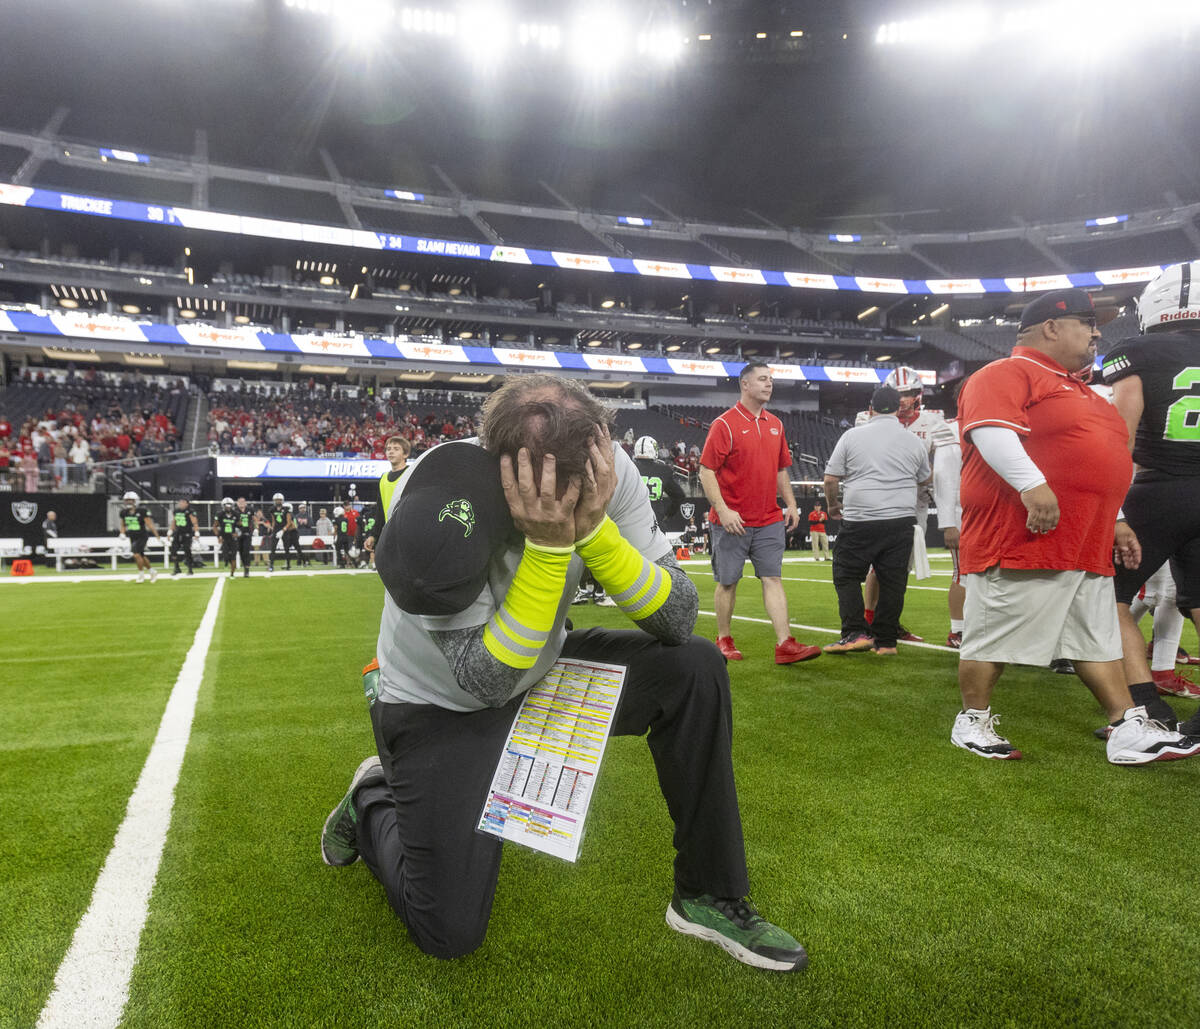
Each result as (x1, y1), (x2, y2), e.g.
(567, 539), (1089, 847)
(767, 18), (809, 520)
(122, 491), (138, 502)
(633, 435), (659, 460)
(1137, 261), (1200, 333)
(333, 505), (345, 517)
(272, 492), (284, 503)
(222, 497), (234, 507)
(884, 366), (924, 395)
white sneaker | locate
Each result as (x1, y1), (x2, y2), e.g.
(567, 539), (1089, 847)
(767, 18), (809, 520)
(136, 572), (144, 584)
(149, 569), (157, 583)
(951, 708), (1022, 760)
(1106, 706), (1200, 765)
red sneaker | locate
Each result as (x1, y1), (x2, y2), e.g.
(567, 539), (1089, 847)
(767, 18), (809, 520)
(716, 636), (744, 661)
(946, 631), (962, 649)
(775, 637), (822, 664)
(1152, 668), (1200, 699)
(898, 626), (924, 643)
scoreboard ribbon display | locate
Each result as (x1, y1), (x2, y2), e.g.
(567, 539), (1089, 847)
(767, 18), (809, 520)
(0, 182), (1167, 297)
(0, 305), (937, 385)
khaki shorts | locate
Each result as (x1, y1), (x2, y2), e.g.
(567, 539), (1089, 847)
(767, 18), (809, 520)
(960, 567), (1122, 665)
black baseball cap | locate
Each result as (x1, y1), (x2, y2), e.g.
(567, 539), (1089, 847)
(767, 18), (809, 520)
(374, 441), (514, 616)
(869, 385), (901, 414)
(1018, 288), (1102, 331)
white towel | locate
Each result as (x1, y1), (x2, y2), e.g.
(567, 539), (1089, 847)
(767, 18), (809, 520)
(911, 524), (931, 580)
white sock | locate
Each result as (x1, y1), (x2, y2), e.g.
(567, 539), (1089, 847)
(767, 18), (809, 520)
(1152, 603), (1185, 672)
(950, 619), (964, 633)
(1129, 598), (1151, 622)
(964, 707), (990, 717)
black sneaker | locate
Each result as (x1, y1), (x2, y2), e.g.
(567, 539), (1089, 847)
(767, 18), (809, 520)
(665, 891), (808, 972)
(1179, 710), (1200, 737)
(320, 756), (386, 866)
(1050, 659), (1075, 675)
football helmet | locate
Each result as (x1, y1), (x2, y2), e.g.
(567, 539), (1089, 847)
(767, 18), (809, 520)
(272, 492), (284, 503)
(333, 505), (345, 517)
(633, 435), (659, 460)
(222, 497), (234, 508)
(884, 366), (924, 396)
(1137, 261), (1200, 333)
(122, 490), (138, 502)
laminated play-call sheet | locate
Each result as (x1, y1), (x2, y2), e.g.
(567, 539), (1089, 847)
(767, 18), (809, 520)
(478, 657), (627, 862)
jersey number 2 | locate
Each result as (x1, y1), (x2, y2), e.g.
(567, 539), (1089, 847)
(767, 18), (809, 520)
(1164, 368), (1200, 441)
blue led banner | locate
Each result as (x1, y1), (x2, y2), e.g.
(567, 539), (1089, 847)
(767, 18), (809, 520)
(0, 304), (937, 385)
(0, 182), (1168, 296)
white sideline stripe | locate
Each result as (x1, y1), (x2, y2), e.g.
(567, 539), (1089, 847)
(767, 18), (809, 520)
(0, 567), (377, 586)
(679, 564), (950, 593)
(696, 609), (955, 653)
(36, 576), (226, 1029)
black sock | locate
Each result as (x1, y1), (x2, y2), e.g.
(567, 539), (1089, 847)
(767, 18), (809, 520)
(1126, 682), (1177, 728)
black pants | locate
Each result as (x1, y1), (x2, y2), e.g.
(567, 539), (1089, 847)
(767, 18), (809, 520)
(354, 629), (749, 959)
(282, 528), (305, 565)
(1113, 475), (1200, 607)
(170, 533), (195, 571)
(334, 538), (351, 566)
(237, 534), (253, 568)
(832, 516), (915, 647)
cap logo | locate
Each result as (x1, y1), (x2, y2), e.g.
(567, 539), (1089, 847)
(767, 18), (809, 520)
(1055, 301), (1067, 310)
(439, 499), (476, 538)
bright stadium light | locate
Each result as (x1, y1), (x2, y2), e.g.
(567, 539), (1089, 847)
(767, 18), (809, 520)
(570, 11), (632, 65)
(518, 22), (560, 49)
(637, 25), (686, 63)
(457, 4), (512, 66)
(877, 1), (1200, 51)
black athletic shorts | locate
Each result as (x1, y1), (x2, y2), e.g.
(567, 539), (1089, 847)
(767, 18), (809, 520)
(128, 532), (147, 556)
(1113, 475), (1200, 608)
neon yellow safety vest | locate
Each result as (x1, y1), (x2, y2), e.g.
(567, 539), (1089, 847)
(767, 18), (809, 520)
(379, 466), (407, 523)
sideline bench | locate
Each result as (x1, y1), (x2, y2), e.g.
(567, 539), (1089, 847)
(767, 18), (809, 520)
(47, 534), (340, 570)
(0, 538), (27, 569)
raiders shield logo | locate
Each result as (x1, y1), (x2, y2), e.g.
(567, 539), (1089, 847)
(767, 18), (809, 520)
(11, 500), (38, 524)
(680, 502), (695, 520)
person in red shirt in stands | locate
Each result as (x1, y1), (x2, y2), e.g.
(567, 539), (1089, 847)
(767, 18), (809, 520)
(699, 362), (821, 666)
(807, 501), (831, 561)
(952, 288), (1200, 766)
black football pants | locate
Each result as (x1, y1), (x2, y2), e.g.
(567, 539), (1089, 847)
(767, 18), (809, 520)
(353, 629), (749, 960)
(832, 516), (915, 648)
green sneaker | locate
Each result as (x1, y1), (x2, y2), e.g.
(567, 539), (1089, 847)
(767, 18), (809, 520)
(666, 891), (808, 972)
(320, 755), (386, 867)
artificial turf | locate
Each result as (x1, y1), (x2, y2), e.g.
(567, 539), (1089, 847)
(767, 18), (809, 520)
(4, 558), (1200, 1028)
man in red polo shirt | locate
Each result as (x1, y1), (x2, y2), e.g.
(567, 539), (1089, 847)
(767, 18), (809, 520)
(699, 362), (821, 665)
(952, 288), (1200, 765)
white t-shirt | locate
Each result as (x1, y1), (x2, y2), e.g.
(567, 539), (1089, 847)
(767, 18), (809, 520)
(376, 441), (671, 712)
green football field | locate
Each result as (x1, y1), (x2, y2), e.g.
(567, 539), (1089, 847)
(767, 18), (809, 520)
(3, 556), (1199, 1028)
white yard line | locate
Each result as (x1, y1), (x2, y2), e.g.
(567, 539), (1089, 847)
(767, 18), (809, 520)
(680, 563), (951, 592)
(36, 576), (226, 1029)
(0, 567), (376, 586)
(695, 608), (955, 652)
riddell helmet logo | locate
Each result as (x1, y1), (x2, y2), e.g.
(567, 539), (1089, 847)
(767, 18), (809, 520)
(1159, 310), (1200, 322)
(439, 499), (475, 537)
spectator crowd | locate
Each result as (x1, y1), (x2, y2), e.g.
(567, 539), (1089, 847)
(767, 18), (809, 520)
(206, 382), (480, 458)
(0, 368), (183, 491)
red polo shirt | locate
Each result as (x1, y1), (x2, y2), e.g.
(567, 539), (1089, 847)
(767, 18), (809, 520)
(700, 402), (791, 527)
(958, 347), (1132, 576)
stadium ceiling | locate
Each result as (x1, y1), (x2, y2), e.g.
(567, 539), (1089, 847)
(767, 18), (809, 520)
(1, 1), (1199, 233)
